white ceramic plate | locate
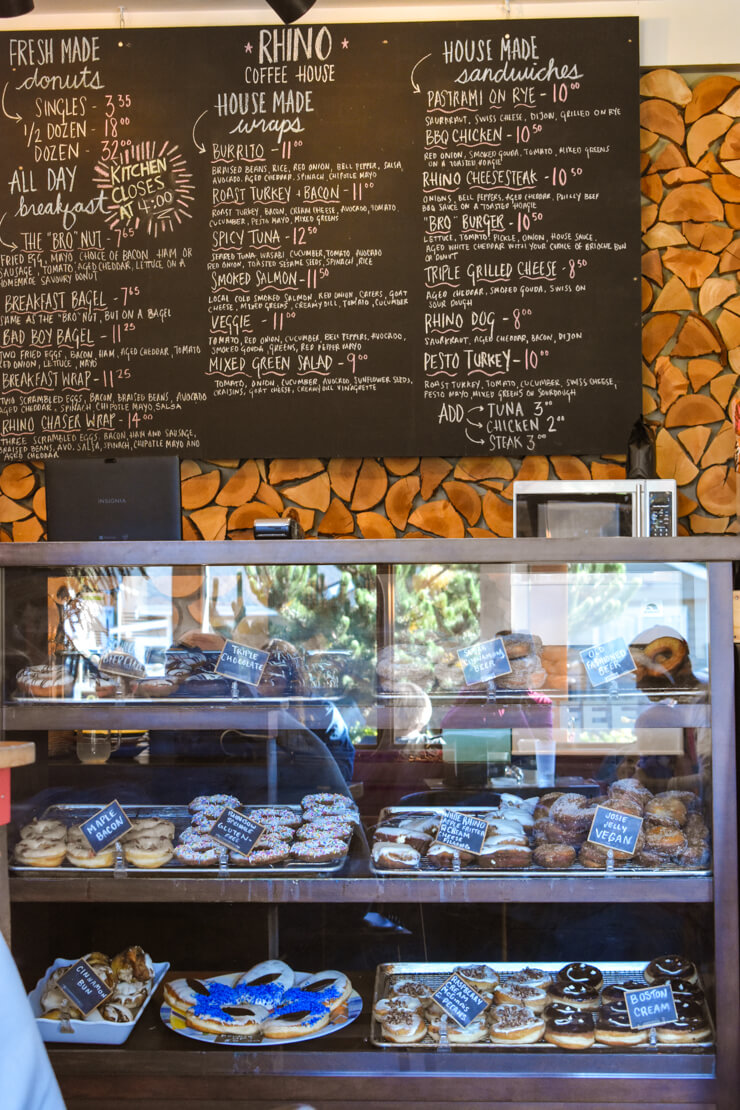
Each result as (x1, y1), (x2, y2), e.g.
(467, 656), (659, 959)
(161, 973), (361, 1047)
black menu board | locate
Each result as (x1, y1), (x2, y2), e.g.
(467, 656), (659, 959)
(0, 19), (639, 460)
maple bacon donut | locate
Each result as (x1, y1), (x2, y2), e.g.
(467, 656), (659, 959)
(15, 836), (67, 868)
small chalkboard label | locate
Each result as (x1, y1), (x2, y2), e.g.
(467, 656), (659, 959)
(586, 805), (643, 856)
(214, 640), (270, 686)
(208, 807), (265, 856)
(580, 637), (636, 688)
(435, 811), (489, 855)
(58, 959), (113, 1016)
(624, 983), (678, 1029)
(457, 638), (511, 686)
(432, 973), (488, 1028)
(80, 800), (132, 852)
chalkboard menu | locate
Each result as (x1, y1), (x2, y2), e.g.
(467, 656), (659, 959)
(0, 19), (639, 460)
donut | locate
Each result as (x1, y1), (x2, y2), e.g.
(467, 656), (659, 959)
(19, 819), (67, 842)
(373, 995), (423, 1020)
(16, 663), (74, 699)
(229, 845), (290, 867)
(557, 963), (604, 992)
(478, 841), (532, 869)
(455, 964), (500, 991)
(643, 823), (687, 854)
(633, 634), (687, 678)
(655, 998), (711, 1044)
(163, 976), (214, 1015)
(123, 834), (174, 869)
(189, 812), (217, 833)
(484, 820), (529, 845)
(389, 979), (432, 1002)
(644, 955), (698, 985)
(134, 677), (179, 698)
(65, 834), (116, 869)
(677, 843), (710, 868)
(124, 818), (175, 840)
(237, 959), (294, 995)
(261, 1002), (331, 1039)
(538, 819), (586, 847)
(489, 1003), (545, 1044)
(188, 794), (240, 814)
(445, 1015), (489, 1044)
(544, 1003), (595, 1049)
(578, 843), (629, 869)
(426, 842), (474, 869)
(595, 1002), (649, 1046)
(290, 837), (348, 863)
(173, 838), (220, 866)
(494, 982), (547, 1012)
(187, 999), (268, 1037)
(378, 1009), (427, 1044)
(648, 976), (704, 1003)
(292, 970), (351, 1012)
(498, 631), (543, 659)
(301, 793), (355, 813)
(546, 981), (601, 1011)
(644, 795), (688, 828)
(533, 843), (576, 870)
(608, 777), (653, 809)
(14, 836), (67, 867)
(249, 808), (301, 828)
(508, 968), (552, 990)
(600, 980), (647, 1005)
(296, 820), (353, 842)
(374, 826), (433, 855)
(599, 795), (644, 819)
(548, 794), (597, 833)
(371, 842), (420, 870)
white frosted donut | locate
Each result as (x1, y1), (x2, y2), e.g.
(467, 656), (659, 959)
(261, 1003), (331, 1039)
(236, 960), (294, 994)
(297, 970), (352, 1011)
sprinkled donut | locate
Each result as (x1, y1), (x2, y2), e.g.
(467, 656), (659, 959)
(261, 1002), (331, 1039)
(290, 837), (348, 863)
(174, 837), (220, 866)
(229, 844), (289, 866)
(188, 794), (240, 814)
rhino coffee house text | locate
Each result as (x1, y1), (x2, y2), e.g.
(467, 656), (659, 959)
(0, 19), (639, 460)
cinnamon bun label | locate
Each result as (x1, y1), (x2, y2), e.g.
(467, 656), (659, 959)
(215, 640), (269, 687)
(58, 958), (114, 1016)
(209, 806), (265, 856)
(435, 810), (488, 855)
(624, 984), (677, 1030)
(457, 638), (511, 685)
(580, 637), (636, 687)
(433, 973), (487, 1028)
(80, 799), (132, 852)
(587, 805), (643, 856)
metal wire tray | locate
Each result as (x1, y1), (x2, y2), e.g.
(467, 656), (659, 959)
(368, 806), (711, 879)
(370, 961), (714, 1051)
(10, 803), (352, 877)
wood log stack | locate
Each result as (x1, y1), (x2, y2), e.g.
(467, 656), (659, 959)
(0, 70), (737, 542)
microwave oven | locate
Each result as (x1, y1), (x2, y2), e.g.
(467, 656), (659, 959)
(513, 479), (677, 538)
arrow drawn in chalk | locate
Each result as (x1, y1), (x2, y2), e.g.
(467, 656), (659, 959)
(411, 54), (432, 94)
(192, 109), (207, 154)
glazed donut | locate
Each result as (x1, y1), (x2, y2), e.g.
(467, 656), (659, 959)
(634, 634), (687, 678)
(644, 955), (698, 985)
(494, 982), (547, 1012)
(497, 631), (543, 659)
(19, 819), (67, 842)
(123, 834), (174, 869)
(644, 795), (688, 828)
(123, 818), (175, 840)
(426, 843), (474, 869)
(595, 1002), (649, 1046)
(16, 663), (75, 699)
(173, 837), (220, 867)
(187, 999), (269, 1037)
(378, 1009), (427, 1044)
(489, 1004), (545, 1045)
(15, 836), (67, 867)
(455, 964), (500, 992)
(544, 1003), (595, 1050)
(261, 1002), (331, 1039)
(478, 841), (532, 869)
(371, 842), (421, 870)
(533, 843), (576, 870)
(557, 963), (604, 992)
(373, 995), (423, 1020)
(546, 981), (601, 1011)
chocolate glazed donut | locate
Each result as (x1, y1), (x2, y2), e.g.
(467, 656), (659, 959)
(544, 1003), (595, 1049)
(556, 962), (604, 992)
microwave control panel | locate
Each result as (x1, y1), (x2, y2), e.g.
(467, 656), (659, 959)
(647, 491), (674, 537)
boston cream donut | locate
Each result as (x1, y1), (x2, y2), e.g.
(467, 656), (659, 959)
(546, 981), (601, 1011)
(595, 1001), (649, 1047)
(655, 998), (711, 1044)
(644, 955), (698, 985)
(489, 1003), (545, 1045)
(556, 962), (604, 993)
(544, 1003), (595, 1050)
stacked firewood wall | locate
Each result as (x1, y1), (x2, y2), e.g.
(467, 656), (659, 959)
(0, 69), (737, 542)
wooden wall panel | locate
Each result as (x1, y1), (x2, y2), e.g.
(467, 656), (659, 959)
(1, 69), (737, 541)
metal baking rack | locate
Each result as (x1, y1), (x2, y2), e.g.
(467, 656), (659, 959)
(10, 804), (352, 877)
(370, 961), (714, 1051)
(368, 806), (711, 879)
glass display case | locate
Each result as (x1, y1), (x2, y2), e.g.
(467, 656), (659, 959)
(0, 537), (737, 1109)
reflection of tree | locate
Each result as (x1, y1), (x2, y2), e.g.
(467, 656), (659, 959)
(567, 563), (642, 641)
(242, 564), (377, 700)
